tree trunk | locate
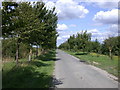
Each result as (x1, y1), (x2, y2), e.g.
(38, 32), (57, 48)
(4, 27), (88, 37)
(109, 49), (112, 60)
(28, 48), (32, 62)
(36, 46), (38, 57)
(37, 46), (39, 56)
(41, 48), (46, 54)
(16, 41), (19, 64)
(38, 46), (41, 56)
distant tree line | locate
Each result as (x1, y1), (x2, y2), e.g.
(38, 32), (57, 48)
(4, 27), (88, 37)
(58, 31), (120, 59)
(2, 1), (58, 63)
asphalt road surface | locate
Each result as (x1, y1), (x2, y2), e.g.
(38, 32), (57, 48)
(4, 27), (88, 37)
(53, 49), (118, 88)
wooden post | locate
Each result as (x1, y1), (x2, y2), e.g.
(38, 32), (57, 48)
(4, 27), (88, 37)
(28, 48), (32, 62)
(109, 49), (112, 60)
(16, 41), (19, 64)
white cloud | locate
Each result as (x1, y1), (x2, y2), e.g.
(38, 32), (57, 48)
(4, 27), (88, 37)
(44, 1), (55, 10)
(57, 24), (68, 31)
(108, 24), (118, 32)
(86, 29), (102, 38)
(87, 29), (99, 34)
(57, 37), (62, 40)
(69, 24), (77, 27)
(95, 2), (118, 9)
(93, 9), (118, 24)
(45, 0), (89, 20)
(62, 35), (70, 38)
(107, 24), (118, 36)
(77, 0), (119, 9)
(79, 0), (119, 2)
(82, 29), (108, 42)
(57, 27), (118, 46)
(57, 30), (78, 46)
(86, 26), (118, 42)
(85, 1), (118, 9)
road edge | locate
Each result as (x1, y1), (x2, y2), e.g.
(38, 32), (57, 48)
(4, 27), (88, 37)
(61, 49), (118, 82)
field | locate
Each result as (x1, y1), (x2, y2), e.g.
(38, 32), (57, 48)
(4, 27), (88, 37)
(65, 50), (118, 77)
(2, 50), (56, 88)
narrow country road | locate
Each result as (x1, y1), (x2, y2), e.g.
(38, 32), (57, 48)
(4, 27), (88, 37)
(53, 49), (118, 88)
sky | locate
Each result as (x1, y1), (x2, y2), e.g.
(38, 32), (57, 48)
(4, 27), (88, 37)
(45, 0), (119, 47)
(0, 0), (119, 47)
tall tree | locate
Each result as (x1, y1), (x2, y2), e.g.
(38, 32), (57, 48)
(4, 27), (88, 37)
(2, 1), (58, 63)
(103, 36), (119, 59)
(2, 2), (18, 38)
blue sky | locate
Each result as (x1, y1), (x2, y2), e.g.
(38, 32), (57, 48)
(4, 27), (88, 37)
(44, 0), (118, 46)
(45, 0), (118, 46)
(0, 0), (119, 46)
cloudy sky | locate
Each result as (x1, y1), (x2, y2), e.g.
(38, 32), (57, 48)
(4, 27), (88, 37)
(0, 0), (119, 46)
(43, 0), (119, 46)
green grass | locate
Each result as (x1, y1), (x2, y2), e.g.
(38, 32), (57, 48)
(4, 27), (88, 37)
(2, 50), (56, 88)
(64, 50), (118, 77)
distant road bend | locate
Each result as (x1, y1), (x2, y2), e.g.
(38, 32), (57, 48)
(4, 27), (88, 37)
(53, 49), (118, 88)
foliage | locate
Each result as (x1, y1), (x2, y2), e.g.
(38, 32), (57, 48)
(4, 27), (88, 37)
(101, 36), (120, 58)
(59, 31), (91, 52)
(2, 1), (58, 62)
(2, 38), (30, 59)
(3, 50), (56, 88)
(65, 50), (118, 77)
(59, 31), (120, 58)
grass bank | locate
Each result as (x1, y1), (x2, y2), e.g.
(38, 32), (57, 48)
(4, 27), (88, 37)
(64, 50), (118, 77)
(2, 50), (56, 88)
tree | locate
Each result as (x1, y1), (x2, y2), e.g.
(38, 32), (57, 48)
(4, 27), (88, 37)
(102, 36), (120, 59)
(2, 1), (58, 63)
(59, 31), (91, 52)
(2, 2), (18, 38)
(92, 39), (101, 53)
(2, 38), (30, 60)
(68, 35), (76, 50)
(58, 42), (70, 50)
(75, 31), (91, 52)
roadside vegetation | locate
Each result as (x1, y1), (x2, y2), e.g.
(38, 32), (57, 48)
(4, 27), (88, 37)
(2, 2), (58, 63)
(3, 50), (56, 88)
(58, 31), (120, 78)
(65, 50), (118, 77)
(2, 1), (58, 88)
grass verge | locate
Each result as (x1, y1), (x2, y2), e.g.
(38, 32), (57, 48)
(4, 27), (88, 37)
(2, 50), (56, 88)
(64, 50), (118, 77)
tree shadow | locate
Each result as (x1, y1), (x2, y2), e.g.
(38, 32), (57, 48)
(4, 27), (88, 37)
(29, 61), (50, 67)
(79, 60), (86, 62)
(35, 50), (57, 61)
(3, 50), (57, 88)
(75, 52), (88, 55)
(3, 64), (53, 88)
(52, 77), (63, 87)
(52, 58), (61, 61)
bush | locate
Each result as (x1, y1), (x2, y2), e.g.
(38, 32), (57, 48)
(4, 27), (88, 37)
(2, 39), (30, 60)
